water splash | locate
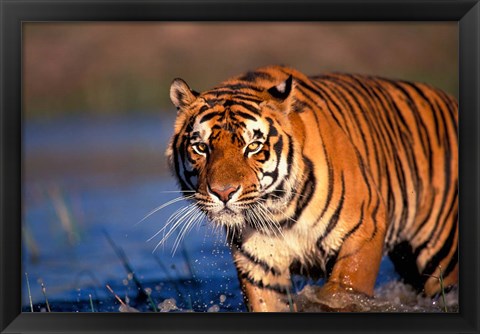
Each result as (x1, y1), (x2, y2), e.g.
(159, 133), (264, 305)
(294, 281), (458, 312)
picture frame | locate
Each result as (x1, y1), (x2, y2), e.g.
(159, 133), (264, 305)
(1, 0), (478, 333)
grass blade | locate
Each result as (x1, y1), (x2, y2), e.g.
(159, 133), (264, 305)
(286, 288), (296, 312)
(144, 288), (158, 312)
(25, 272), (34, 312)
(106, 284), (139, 312)
(439, 266), (448, 313)
(89, 294), (95, 312)
(40, 282), (51, 312)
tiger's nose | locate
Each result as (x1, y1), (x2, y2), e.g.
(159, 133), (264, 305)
(208, 184), (239, 203)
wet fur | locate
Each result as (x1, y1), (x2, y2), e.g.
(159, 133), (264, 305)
(166, 65), (458, 311)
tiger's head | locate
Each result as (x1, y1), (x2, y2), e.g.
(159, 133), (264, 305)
(166, 69), (305, 234)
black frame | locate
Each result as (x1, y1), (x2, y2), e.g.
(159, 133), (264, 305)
(1, 0), (479, 333)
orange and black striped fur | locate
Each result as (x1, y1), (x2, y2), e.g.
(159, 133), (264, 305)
(167, 65), (458, 311)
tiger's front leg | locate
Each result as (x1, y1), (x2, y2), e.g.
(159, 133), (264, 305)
(316, 204), (387, 311)
(232, 248), (294, 312)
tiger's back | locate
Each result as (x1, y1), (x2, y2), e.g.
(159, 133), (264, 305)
(167, 65), (458, 311)
(305, 71), (458, 296)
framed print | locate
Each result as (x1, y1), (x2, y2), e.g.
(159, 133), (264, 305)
(1, 0), (479, 333)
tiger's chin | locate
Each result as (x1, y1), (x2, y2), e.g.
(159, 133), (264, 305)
(206, 205), (280, 237)
(207, 208), (246, 230)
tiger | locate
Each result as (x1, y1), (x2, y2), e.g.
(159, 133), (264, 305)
(166, 65), (458, 312)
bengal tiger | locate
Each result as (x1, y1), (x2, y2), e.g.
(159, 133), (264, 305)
(166, 65), (458, 312)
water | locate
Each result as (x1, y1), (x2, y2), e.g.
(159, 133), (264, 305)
(22, 115), (457, 312)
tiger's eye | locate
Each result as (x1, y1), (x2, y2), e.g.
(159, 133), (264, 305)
(248, 142), (260, 151)
(197, 143), (207, 152)
(193, 143), (208, 155)
(246, 141), (263, 155)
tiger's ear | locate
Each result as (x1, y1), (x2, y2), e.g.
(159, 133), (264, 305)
(170, 78), (200, 110)
(267, 75), (293, 101)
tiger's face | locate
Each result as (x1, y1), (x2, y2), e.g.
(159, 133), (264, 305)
(166, 75), (301, 232)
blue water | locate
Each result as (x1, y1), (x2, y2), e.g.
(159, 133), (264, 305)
(22, 114), (401, 312)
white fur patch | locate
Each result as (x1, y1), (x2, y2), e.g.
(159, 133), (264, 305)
(276, 81), (287, 93)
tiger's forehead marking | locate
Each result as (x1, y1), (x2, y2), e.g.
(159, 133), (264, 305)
(243, 118), (269, 141)
(190, 103), (269, 143)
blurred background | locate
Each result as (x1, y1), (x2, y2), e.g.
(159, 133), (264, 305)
(22, 22), (458, 312)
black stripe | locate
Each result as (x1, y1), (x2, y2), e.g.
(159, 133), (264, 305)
(199, 111), (220, 123)
(190, 131), (201, 141)
(347, 75), (401, 192)
(205, 90), (264, 103)
(238, 71), (274, 82)
(393, 81), (435, 160)
(230, 100), (262, 115)
(442, 244), (458, 279)
(198, 105), (209, 113)
(237, 246), (281, 276)
(393, 151), (409, 230)
(385, 162), (399, 243)
(381, 79), (420, 139)
(409, 191), (437, 241)
(270, 180), (287, 200)
(430, 185), (457, 249)
(265, 117), (279, 137)
(280, 156), (316, 229)
(374, 80), (415, 143)
(367, 80), (406, 158)
(300, 77), (347, 128)
(220, 83), (263, 92)
(179, 136), (196, 190)
(309, 80), (346, 128)
(367, 198), (381, 242)
(316, 140), (334, 223)
(436, 89), (458, 135)
(420, 216), (458, 279)
(342, 202), (365, 242)
(233, 110), (257, 122)
(172, 133), (189, 190)
(319, 77), (373, 159)
(354, 147), (373, 207)
(316, 173), (346, 247)
(373, 80), (424, 177)
(414, 103), (456, 240)
(292, 86), (321, 113)
(423, 135), (453, 243)
(239, 273), (288, 294)
(400, 129), (422, 223)
(324, 172), (346, 235)
(432, 97), (450, 150)
(327, 76), (395, 178)
(262, 135), (284, 184)
(436, 95), (453, 152)
(384, 165), (395, 224)
(262, 133), (292, 195)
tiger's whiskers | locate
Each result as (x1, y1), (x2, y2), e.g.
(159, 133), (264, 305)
(136, 194), (195, 226)
(145, 189), (291, 254)
(158, 190), (196, 193)
(147, 202), (196, 243)
(171, 206), (205, 254)
(150, 202), (206, 254)
(255, 202), (284, 238)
